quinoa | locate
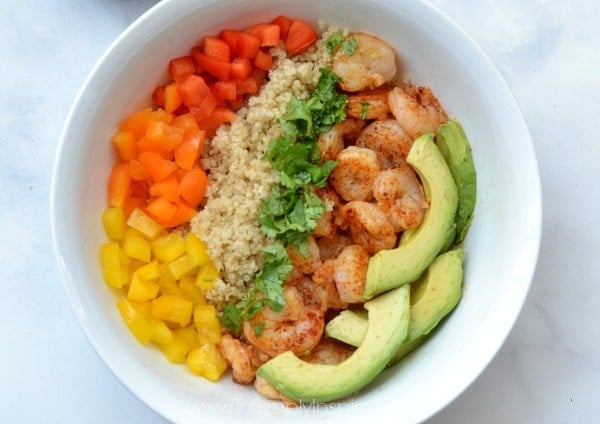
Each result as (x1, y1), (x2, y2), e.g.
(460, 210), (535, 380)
(191, 25), (339, 304)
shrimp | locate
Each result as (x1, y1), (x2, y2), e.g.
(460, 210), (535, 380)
(332, 32), (397, 92)
(313, 185), (343, 238)
(329, 146), (380, 202)
(317, 118), (366, 161)
(217, 333), (268, 384)
(286, 235), (322, 276)
(339, 201), (397, 254)
(242, 285), (325, 358)
(333, 244), (370, 303)
(254, 376), (298, 407)
(316, 234), (354, 260)
(305, 337), (355, 364)
(312, 259), (348, 310)
(345, 87), (391, 121)
(388, 85), (448, 139)
(356, 119), (413, 169)
(373, 165), (428, 232)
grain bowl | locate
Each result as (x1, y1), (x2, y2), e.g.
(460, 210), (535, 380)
(51, 0), (541, 422)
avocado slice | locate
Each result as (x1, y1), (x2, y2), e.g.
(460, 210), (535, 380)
(256, 285), (410, 403)
(364, 134), (458, 298)
(326, 249), (463, 366)
(437, 119), (476, 243)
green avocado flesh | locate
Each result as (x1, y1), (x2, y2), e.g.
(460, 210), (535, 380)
(326, 249), (463, 366)
(364, 133), (458, 298)
(256, 285), (410, 403)
(437, 119), (476, 243)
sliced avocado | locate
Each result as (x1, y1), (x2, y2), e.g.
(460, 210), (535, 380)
(364, 134), (458, 298)
(324, 309), (368, 347)
(326, 249), (463, 366)
(256, 285), (410, 403)
(437, 119), (476, 243)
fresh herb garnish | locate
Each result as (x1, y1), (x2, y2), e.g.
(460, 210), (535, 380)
(326, 30), (345, 54)
(326, 31), (358, 57)
(219, 68), (347, 334)
(342, 36), (358, 56)
(219, 243), (292, 333)
(359, 101), (370, 120)
(260, 67), (346, 255)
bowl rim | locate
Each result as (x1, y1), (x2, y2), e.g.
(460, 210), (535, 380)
(51, 0), (543, 422)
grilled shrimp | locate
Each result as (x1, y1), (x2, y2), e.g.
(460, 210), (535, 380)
(312, 259), (348, 310)
(316, 234), (354, 260)
(329, 146), (380, 202)
(254, 376), (298, 407)
(242, 284), (325, 358)
(345, 87), (391, 121)
(356, 119), (413, 169)
(333, 244), (370, 304)
(317, 118), (366, 161)
(333, 33), (397, 92)
(314, 185), (344, 238)
(339, 201), (397, 254)
(217, 333), (268, 384)
(373, 165), (428, 232)
(305, 337), (355, 364)
(388, 85), (448, 138)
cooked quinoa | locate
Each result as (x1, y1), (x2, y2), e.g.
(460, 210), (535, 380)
(191, 25), (339, 303)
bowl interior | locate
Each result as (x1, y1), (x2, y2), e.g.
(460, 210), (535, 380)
(52, 0), (541, 422)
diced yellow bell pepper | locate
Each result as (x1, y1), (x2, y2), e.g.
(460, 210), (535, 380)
(100, 242), (127, 288)
(127, 272), (160, 302)
(195, 261), (219, 290)
(185, 232), (211, 266)
(150, 294), (193, 326)
(123, 230), (152, 262)
(117, 299), (153, 344)
(102, 207), (126, 240)
(179, 274), (207, 305)
(174, 327), (200, 350)
(135, 260), (160, 281)
(158, 333), (191, 363)
(194, 304), (221, 345)
(126, 208), (163, 240)
(156, 275), (182, 296)
(152, 232), (186, 262)
(187, 344), (228, 381)
(167, 253), (196, 280)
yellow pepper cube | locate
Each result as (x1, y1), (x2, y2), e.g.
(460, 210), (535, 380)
(100, 242), (127, 288)
(158, 334), (191, 363)
(135, 260), (160, 281)
(195, 261), (219, 290)
(194, 304), (222, 345)
(167, 253), (197, 280)
(127, 272), (160, 302)
(185, 232), (211, 266)
(126, 208), (164, 240)
(123, 230), (152, 262)
(150, 294), (193, 326)
(152, 232), (186, 262)
(117, 299), (153, 344)
(179, 274), (207, 305)
(156, 275), (182, 296)
(174, 327), (200, 350)
(102, 207), (126, 240)
(187, 344), (228, 381)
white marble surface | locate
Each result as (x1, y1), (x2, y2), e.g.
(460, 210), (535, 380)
(1, 0), (598, 422)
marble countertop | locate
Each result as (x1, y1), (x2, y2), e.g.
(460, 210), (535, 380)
(2, 0), (598, 422)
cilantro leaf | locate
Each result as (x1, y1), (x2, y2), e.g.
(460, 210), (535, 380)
(326, 30), (345, 55)
(359, 101), (370, 120)
(342, 36), (358, 56)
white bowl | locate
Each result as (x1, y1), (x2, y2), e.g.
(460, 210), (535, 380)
(51, 0), (542, 422)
